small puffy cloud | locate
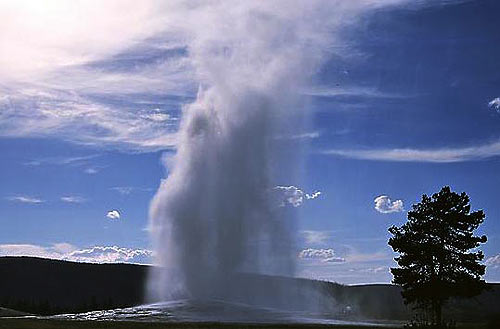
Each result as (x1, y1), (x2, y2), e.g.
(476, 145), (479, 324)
(298, 248), (345, 263)
(374, 195), (404, 213)
(307, 191), (321, 200)
(274, 186), (322, 207)
(486, 254), (500, 268)
(488, 97), (500, 111)
(300, 230), (330, 245)
(106, 210), (121, 220)
(7, 195), (44, 204)
(60, 196), (86, 203)
(0, 243), (152, 264)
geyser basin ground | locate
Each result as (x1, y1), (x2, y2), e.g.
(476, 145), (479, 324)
(1, 300), (404, 329)
(47, 299), (400, 326)
(0, 319), (403, 329)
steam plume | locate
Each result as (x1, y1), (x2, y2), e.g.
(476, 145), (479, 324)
(148, 0), (400, 302)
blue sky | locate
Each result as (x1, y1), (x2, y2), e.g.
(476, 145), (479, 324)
(1, 0), (499, 284)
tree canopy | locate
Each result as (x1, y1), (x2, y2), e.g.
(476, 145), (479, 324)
(388, 186), (488, 326)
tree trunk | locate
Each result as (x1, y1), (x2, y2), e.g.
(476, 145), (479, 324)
(434, 300), (442, 327)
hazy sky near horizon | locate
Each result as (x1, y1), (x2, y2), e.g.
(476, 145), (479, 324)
(1, 0), (500, 284)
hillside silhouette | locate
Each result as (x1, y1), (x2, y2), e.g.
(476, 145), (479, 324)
(0, 256), (499, 324)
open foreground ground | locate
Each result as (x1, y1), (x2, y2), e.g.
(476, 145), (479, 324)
(0, 319), (496, 329)
(0, 319), (398, 329)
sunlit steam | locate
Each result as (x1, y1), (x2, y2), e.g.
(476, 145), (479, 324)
(148, 0), (398, 305)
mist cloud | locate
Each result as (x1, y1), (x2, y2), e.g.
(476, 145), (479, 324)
(146, 0), (421, 302)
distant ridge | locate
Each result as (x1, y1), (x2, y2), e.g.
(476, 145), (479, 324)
(0, 256), (499, 324)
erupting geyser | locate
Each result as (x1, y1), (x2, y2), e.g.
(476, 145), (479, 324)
(148, 1), (366, 306)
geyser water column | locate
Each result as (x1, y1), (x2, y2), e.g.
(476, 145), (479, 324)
(150, 86), (298, 301)
(148, 1), (370, 303)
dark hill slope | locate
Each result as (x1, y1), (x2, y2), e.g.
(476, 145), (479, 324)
(0, 256), (499, 323)
(0, 256), (147, 315)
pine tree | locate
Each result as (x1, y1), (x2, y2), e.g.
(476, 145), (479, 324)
(388, 186), (488, 327)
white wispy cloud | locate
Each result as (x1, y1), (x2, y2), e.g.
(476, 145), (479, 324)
(109, 186), (152, 195)
(0, 1), (167, 80)
(106, 210), (121, 220)
(0, 243), (152, 264)
(84, 167), (100, 174)
(303, 85), (404, 99)
(323, 140), (500, 163)
(489, 97), (500, 111)
(0, 1), (189, 152)
(0, 0), (435, 153)
(276, 131), (321, 140)
(291, 131), (321, 139)
(6, 195), (44, 204)
(374, 195), (404, 213)
(24, 154), (99, 167)
(274, 185), (322, 207)
(298, 248), (345, 263)
(350, 266), (388, 274)
(60, 196), (86, 203)
(300, 230), (330, 245)
(0, 89), (179, 152)
(485, 254), (500, 268)
(110, 187), (134, 195)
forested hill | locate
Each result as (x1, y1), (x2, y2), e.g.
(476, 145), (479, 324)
(0, 256), (499, 324)
(0, 256), (148, 315)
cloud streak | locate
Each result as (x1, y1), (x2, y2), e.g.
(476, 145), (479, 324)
(323, 140), (500, 162)
(6, 196), (44, 204)
(60, 196), (86, 203)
